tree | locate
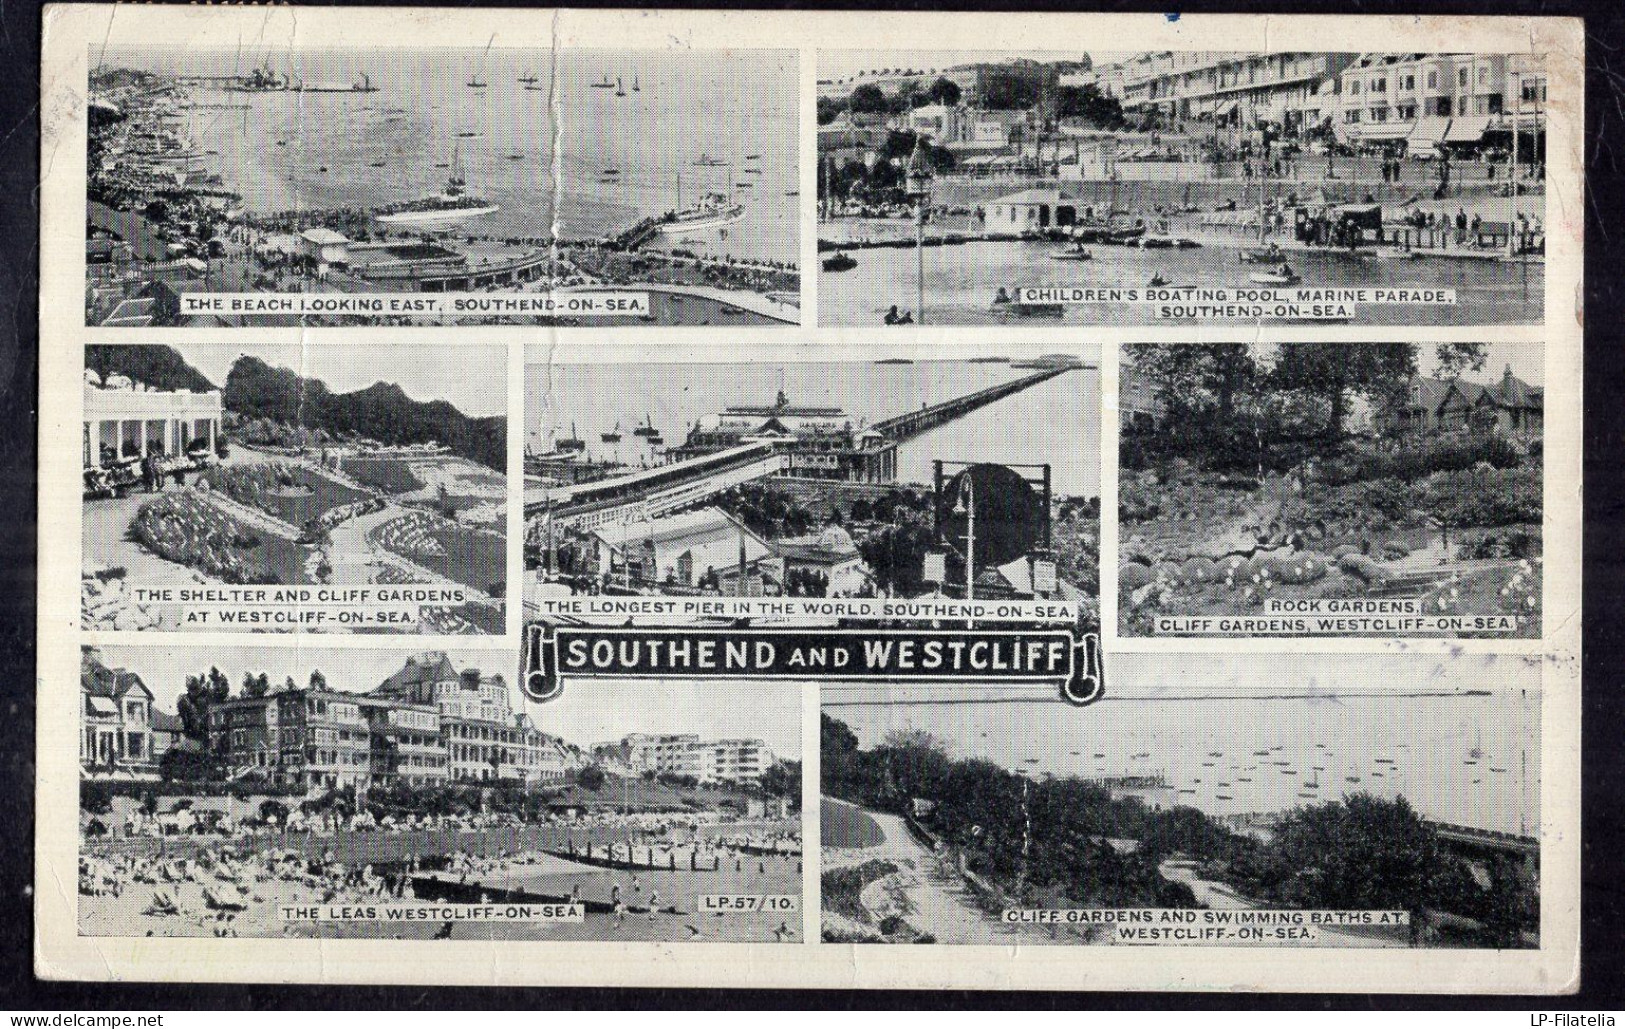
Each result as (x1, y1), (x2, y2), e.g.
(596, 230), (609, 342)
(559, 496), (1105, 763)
(244, 671), (270, 698)
(576, 764), (607, 791)
(925, 76), (962, 107)
(759, 760), (802, 802)
(1271, 342), (1417, 440)
(1434, 343), (1488, 380)
(848, 83), (889, 114)
(1131, 344), (1258, 422)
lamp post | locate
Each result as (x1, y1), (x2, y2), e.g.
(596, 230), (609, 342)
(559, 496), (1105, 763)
(953, 471), (976, 601)
(905, 137), (933, 325)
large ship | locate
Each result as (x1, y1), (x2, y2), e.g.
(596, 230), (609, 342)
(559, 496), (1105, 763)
(655, 191), (745, 236)
(295, 73), (378, 93)
(375, 145), (498, 226)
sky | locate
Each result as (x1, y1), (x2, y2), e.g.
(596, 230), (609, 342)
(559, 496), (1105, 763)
(88, 647), (801, 758)
(532, 681), (801, 759)
(1127, 342), (1544, 388)
(818, 51), (1094, 84)
(161, 341), (508, 419)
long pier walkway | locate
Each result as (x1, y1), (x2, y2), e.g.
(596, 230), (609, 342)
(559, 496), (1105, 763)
(872, 366), (1072, 442)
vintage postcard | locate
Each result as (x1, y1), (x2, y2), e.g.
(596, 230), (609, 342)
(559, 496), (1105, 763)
(36, 5), (1582, 995)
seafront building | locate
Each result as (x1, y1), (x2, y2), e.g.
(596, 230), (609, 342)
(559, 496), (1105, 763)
(591, 733), (775, 785)
(1073, 51), (1545, 157)
(81, 649), (167, 777)
(1103, 52), (1358, 135)
(198, 652), (579, 791)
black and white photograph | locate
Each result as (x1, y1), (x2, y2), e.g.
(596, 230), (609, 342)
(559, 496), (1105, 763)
(1118, 342), (1543, 639)
(522, 351), (1099, 620)
(77, 645), (802, 942)
(821, 652), (1539, 949)
(82, 342), (508, 634)
(86, 45), (800, 326)
(818, 51), (1546, 326)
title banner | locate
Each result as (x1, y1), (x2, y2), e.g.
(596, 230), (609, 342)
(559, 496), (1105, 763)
(522, 623), (1103, 706)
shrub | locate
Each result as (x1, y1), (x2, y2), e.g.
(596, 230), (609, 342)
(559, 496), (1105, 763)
(1329, 434), (1523, 486)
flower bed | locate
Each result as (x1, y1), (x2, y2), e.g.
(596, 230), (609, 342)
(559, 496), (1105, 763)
(129, 492), (307, 585)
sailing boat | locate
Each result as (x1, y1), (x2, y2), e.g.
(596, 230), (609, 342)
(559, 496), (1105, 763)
(467, 35), (492, 87)
(518, 71), (538, 85)
(615, 76), (626, 97)
(601, 422), (622, 443)
(632, 74), (640, 93)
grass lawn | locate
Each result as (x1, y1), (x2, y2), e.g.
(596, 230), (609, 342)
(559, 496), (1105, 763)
(821, 797), (885, 849)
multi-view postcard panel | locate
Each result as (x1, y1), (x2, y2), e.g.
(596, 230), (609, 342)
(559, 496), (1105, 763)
(78, 644), (802, 942)
(81, 342), (509, 634)
(818, 51), (1546, 327)
(522, 350), (1100, 624)
(821, 652), (1540, 949)
(86, 46), (800, 327)
(1118, 341), (1543, 640)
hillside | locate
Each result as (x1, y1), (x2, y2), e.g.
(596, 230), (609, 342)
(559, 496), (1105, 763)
(223, 356), (506, 472)
(86, 344), (216, 394)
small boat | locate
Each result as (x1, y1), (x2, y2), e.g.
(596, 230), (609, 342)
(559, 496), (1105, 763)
(508, 153), (525, 161)
(693, 153), (728, 167)
(822, 252), (857, 273)
(467, 78), (487, 89)
(457, 131), (480, 138)
(1248, 269), (1301, 286)
(1375, 758), (1396, 765)
(601, 423), (622, 443)
(734, 182), (754, 189)
(1048, 245), (1093, 262)
(785, 190), (800, 197)
(1490, 767), (1508, 773)
(744, 167), (763, 175)
(744, 154), (762, 160)
(990, 292), (1063, 319)
(369, 160), (386, 168)
(434, 162), (450, 169)
(1239, 247), (1286, 265)
(602, 168), (620, 176)
(591, 73), (615, 89)
(1093, 753), (1105, 759)
(1215, 794), (1234, 801)
(633, 415), (661, 439)
(275, 139), (288, 147)
(519, 73), (539, 84)
(317, 166), (328, 173)
(1345, 776), (1361, 783)
(556, 423), (585, 453)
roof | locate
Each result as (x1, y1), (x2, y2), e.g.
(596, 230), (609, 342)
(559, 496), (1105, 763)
(150, 710), (185, 733)
(1403, 376), (1456, 411)
(81, 653), (152, 701)
(300, 227), (350, 245)
(378, 651), (461, 691)
(593, 506), (767, 552)
(990, 188), (1079, 206)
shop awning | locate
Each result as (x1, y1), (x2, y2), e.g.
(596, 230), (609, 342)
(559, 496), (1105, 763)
(1356, 122), (1413, 141)
(1409, 116), (1452, 146)
(1213, 100), (1238, 118)
(1444, 115), (1493, 142)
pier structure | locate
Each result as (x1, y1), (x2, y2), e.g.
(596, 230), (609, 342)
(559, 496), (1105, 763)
(526, 366), (1077, 531)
